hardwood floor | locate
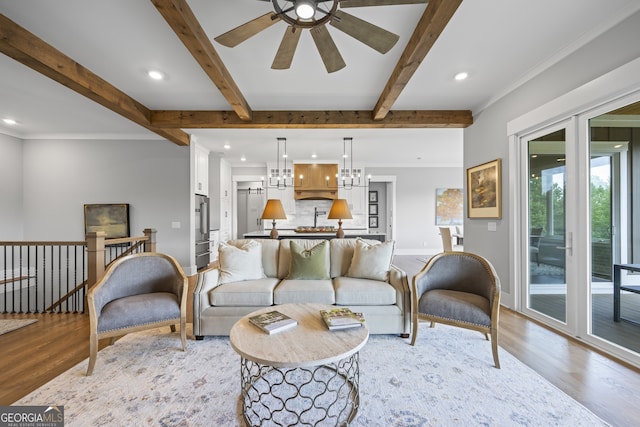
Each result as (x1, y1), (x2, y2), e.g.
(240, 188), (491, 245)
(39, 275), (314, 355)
(2, 260), (640, 426)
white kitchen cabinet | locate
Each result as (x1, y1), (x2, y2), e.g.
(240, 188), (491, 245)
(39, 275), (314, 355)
(195, 145), (209, 196)
(266, 162), (296, 215)
(338, 166), (366, 214)
(339, 185), (366, 214)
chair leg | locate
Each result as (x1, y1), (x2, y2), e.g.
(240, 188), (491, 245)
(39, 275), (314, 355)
(109, 337), (116, 346)
(180, 317), (187, 351)
(86, 333), (98, 376)
(491, 328), (500, 369)
(410, 316), (419, 346)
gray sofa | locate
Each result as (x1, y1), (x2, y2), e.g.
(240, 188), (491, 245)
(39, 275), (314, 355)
(193, 238), (411, 338)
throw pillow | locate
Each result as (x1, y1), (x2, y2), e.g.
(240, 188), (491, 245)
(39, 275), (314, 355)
(347, 238), (395, 281)
(218, 240), (265, 284)
(287, 240), (330, 280)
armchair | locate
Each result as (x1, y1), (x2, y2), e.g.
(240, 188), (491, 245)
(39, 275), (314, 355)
(86, 252), (188, 375)
(410, 252), (501, 368)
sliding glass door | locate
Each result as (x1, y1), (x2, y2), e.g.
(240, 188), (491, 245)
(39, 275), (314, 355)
(517, 98), (640, 366)
(523, 124), (573, 328)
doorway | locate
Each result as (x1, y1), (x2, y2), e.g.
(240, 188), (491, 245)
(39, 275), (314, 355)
(513, 96), (640, 367)
(234, 179), (266, 239)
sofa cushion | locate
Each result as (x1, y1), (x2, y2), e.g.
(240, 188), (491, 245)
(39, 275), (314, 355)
(347, 239), (395, 282)
(287, 240), (330, 280)
(274, 279), (335, 304)
(333, 276), (397, 305)
(277, 239), (328, 279)
(209, 278), (280, 306)
(218, 240), (266, 284)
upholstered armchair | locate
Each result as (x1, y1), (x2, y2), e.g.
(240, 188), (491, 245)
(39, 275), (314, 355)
(411, 252), (501, 368)
(86, 252), (188, 375)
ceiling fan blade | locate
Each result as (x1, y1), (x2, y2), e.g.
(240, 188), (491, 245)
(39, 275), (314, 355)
(272, 26), (302, 70)
(330, 10), (399, 54)
(340, 0), (428, 7)
(214, 12), (281, 47)
(310, 25), (346, 73)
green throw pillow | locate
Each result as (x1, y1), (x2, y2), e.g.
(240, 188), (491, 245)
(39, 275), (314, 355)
(287, 240), (330, 280)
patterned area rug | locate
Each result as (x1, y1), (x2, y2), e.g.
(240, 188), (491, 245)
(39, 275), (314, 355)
(0, 319), (37, 336)
(16, 324), (607, 426)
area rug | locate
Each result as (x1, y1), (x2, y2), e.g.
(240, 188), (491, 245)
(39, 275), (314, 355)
(0, 319), (37, 336)
(15, 324), (607, 426)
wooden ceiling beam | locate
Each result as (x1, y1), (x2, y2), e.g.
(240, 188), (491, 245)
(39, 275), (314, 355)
(372, 0), (463, 120)
(0, 14), (190, 146)
(151, 0), (253, 121)
(150, 109), (472, 128)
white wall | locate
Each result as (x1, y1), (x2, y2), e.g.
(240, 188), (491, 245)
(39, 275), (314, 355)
(17, 138), (192, 267)
(464, 10), (640, 295)
(0, 133), (24, 239)
(367, 166), (462, 254)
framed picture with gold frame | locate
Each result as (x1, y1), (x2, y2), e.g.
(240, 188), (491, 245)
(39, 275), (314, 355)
(466, 159), (502, 219)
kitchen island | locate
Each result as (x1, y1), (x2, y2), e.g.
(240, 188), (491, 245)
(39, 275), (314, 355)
(243, 230), (386, 242)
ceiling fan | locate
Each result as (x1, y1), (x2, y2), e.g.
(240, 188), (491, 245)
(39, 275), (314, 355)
(214, 0), (428, 73)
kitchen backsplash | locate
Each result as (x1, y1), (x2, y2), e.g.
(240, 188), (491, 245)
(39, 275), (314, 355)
(269, 199), (366, 230)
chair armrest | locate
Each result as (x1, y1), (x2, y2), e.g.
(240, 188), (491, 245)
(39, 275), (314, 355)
(389, 265), (411, 311)
(193, 266), (220, 334)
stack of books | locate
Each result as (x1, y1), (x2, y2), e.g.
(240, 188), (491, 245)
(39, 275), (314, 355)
(248, 310), (298, 335)
(320, 308), (365, 331)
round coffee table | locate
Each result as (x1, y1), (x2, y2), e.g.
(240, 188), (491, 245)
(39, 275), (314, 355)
(230, 303), (369, 426)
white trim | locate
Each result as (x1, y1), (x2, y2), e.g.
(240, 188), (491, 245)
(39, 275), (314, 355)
(508, 56), (640, 368)
(507, 57), (640, 136)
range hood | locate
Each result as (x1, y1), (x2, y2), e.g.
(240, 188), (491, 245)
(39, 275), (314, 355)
(294, 163), (338, 200)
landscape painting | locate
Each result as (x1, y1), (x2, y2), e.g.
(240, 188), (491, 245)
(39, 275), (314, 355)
(84, 204), (130, 238)
(436, 188), (463, 225)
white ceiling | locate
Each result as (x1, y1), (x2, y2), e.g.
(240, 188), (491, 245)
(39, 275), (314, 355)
(1, 0), (639, 167)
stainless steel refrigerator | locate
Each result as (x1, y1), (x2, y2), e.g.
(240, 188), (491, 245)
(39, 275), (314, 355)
(195, 194), (210, 270)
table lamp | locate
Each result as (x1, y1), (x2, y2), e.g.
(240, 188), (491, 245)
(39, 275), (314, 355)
(261, 199), (287, 239)
(327, 199), (352, 238)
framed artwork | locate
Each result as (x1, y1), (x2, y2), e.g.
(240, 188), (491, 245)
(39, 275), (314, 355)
(466, 159), (502, 219)
(368, 190), (378, 203)
(369, 216), (378, 228)
(369, 203), (378, 215)
(435, 188), (463, 225)
(84, 204), (130, 238)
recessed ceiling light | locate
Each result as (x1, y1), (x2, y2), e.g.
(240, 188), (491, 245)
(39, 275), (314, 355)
(2, 118), (17, 125)
(454, 72), (468, 81)
(223, 144), (231, 149)
(240, 155), (246, 162)
(148, 70), (164, 80)
(311, 153), (317, 158)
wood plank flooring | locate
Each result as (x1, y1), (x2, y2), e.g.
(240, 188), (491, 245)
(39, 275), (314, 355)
(2, 258), (640, 426)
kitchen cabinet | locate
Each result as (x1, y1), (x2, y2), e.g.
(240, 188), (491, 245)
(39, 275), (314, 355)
(266, 162), (296, 215)
(338, 165), (366, 214)
(293, 163), (338, 200)
(339, 185), (366, 214)
(195, 145), (209, 196)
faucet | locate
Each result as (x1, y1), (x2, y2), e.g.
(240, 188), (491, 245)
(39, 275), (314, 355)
(314, 207), (326, 229)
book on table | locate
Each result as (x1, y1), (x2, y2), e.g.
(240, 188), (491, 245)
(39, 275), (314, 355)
(320, 308), (365, 330)
(248, 310), (298, 335)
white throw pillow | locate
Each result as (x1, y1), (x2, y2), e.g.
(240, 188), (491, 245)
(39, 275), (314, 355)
(347, 238), (395, 281)
(218, 240), (265, 284)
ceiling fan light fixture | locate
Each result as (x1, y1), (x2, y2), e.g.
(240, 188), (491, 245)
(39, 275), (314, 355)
(295, 0), (316, 19)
